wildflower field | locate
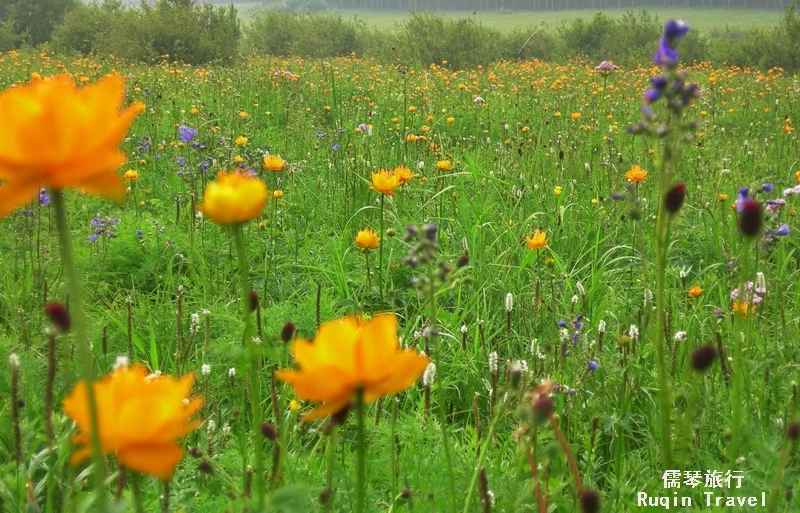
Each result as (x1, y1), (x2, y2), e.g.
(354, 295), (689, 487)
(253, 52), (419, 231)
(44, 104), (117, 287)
(0, 22), (799, 513)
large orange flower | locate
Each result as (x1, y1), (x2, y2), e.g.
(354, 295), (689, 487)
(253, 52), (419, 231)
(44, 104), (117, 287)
(0, 74), (144, 217)
(370, 170), (401, 196)
(63, 365), (202, 480)
(200, 171), (268, 225)
(277, 314), (429, 421)
(526, 228), (548, 251)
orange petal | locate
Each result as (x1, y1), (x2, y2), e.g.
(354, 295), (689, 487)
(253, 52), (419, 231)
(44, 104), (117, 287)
(0, 181), (39, 217)
(364, 351), (429, 399)
(355, 314), (399, 382)
(302, 395), (353, 423)
(276, 366), (354, 402)
(74, 171), (127, 203)
(118, 444), (184, 480)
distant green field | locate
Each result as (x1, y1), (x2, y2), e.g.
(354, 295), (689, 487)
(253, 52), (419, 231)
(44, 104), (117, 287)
(234, 5), (783, 33)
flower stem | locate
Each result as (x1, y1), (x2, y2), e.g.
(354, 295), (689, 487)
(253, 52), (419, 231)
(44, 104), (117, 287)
(428, 265), (457, 509)
(233, 227), (265, 509)
(51, 190), (107, 510)
(379, 195), (385, 300)
(356, 388), (366, 513)
(130, 470), (145, 513)
(324, 425), (338, 513)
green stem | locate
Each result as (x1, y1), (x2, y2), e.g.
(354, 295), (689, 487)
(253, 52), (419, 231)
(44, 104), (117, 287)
(130, 471), (145, 513)
(379, 195), (385, 300)
(356, 389), (366, 513)
(324, 425), (338, 513)
(233, 227), (265, 509)
(429, 266), (457, 508)
(462, 395), (508, 513)
(51, 190), (107, 510)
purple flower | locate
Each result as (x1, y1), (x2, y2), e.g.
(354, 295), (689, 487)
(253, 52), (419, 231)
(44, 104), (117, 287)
(178, 125), (196, 143)
(777, 224), (790, 237)
(39, 188), (50, 206)
(762, 183), (774, 193)
(595, 61), (616, 72)
(588, 360), (599, 371)
(332, 144), (341, 151)
(558, 319), (566, 327)
(177, 157), (186, 166)
(736, 186), (751, 212)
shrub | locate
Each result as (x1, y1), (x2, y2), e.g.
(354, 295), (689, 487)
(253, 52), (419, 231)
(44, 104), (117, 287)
(244, 11), (366, 58)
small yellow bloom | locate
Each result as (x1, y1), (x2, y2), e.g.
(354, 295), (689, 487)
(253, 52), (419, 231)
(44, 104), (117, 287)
(200, 171), (268, 226)
(273, 189), (283, 199)
(123, 170), (139, 182)
(554, 112), (562, 118)
(289, 400), (301, 413)
(688, 286), (703, 298)
(446, 117), (455, 123)
(0, 74), (144, 217)
(235, 135), (248, 146)
(437, 160), (452, 172)
(526, 228), (548, 251)
(571, 112), (581, 121)
(370, 170), (401, 196)
(553, 185), (563, 195)
(239, 111), (249, 119)
(733, 300), (755, 319)
(63, 365), (202, 480)
(233, 155), (244, 164)
(544, 257), (555, 266)
(717, 194), (728, 201)
(625, 165), (648, 183)
(795, 171), (800, 184)
(263, 155), (285, 171)
(408, 106), (416, 113)
(276, 314), (429, 421)
(190, 107), (198, 115)
(356, 228), (380, 250)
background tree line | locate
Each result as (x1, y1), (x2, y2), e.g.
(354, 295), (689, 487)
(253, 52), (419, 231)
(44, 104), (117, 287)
(0, 0), (798, 71)
(263, 0), (789, 11)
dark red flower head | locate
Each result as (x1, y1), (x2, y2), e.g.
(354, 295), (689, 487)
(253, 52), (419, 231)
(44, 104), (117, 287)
(44, 302), (71, 332)
(665, 182), (686, 214)
(738, 199), (763, 237)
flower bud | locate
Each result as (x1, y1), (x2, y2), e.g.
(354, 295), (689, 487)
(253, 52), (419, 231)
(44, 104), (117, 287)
(189, 446), (203, 458)
(44, 302), (71, 332)
(197, 460), (213, 474)
(281, 322), (295, 343)
(261, 423), (278, 440)
(788, 422), (800, 441)
(249, 291), (259, 312)
(665, 182), (686, 214)
(456, 254), (469, 268)
(738, 199), (763, 237)
(690, 346), (716, 373)
(580, 489), (601, 513)
(532, 396), (555, 425)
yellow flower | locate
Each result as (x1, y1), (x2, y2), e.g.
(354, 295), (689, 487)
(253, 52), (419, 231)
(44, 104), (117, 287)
(553, 185), (563, 195)
(733, 300), (755, 319)
(289, 400), (301, 413)
(796, 171), (800, 184)
(437, 160), (452, 172)
(63, 365), (202, 480)
(190, 107), (198, 115)
(554, 112), (562, 118)
(571, 112), (581, 121)
(392, 166), (416, 185)
(0, 74), (144, 217)
(263, 155), (285, 171)
(233, 155), (244, 164)
(717, 194), (728, 201)
(273, 189), (283, 199)
(526, 228), (548, 251)
(356, 228), (380, 250)
(688, 286), (703, 298)
(625, 165), (648, 183)
(239, 111), (249, 120)
(123, 170), (139, 182)
(276, 314), (429, 421)
(446, 117), (455, 123)
(370, 170), (400, 196)
(235, 135), (248, 146)
(200, 171), (268, 226)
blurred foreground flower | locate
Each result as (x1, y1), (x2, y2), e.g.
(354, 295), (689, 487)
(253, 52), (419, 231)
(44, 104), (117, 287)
(63, 365), (202, 480)
(277, 314), (429, 421)
(0, 74), (144, 217)
(200, 171), (268, 225)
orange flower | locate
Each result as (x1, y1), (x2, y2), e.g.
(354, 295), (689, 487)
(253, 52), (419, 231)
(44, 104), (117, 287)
(625, 165), (648, 183)
(526, 228), (548, 251)
(123, 170), (139, 182)
(356, 228), (380, 250)
(63, 365), (202, 480)
(571, 112), (581, 121)
(0, 74), (144, 217)
(263, 155), (285, 171)
(733, 300), (755, 319)
(276, 314), (429, 421)
(688, 286), (703, 298)
(392, 165), (416, 184)
(437, 160), (452, 172)
(200, 171), (268, 225)
(370, 170), (400, 196)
